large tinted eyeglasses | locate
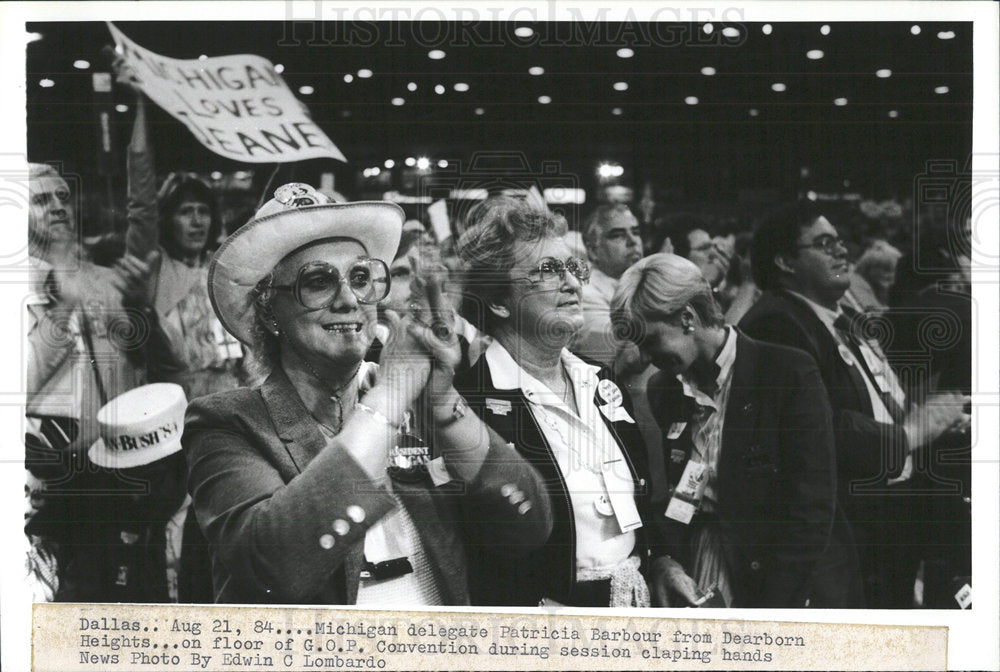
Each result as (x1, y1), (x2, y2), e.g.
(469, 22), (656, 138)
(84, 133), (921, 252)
(796, 235), (847, 256)
(271, 258), (390, 309)
(513, 256), (591, 285)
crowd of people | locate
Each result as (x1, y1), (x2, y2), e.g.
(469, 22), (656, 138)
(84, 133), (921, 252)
(24, 67), (973, 610)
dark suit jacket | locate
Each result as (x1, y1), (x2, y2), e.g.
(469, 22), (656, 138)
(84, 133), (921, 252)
(182, 366), (552, 604)
(739, 291), (910, 503)
(647, 332), (853, 608)
(452, 348), (663, 606)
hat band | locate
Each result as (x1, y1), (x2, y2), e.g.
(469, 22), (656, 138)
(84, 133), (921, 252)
(105, 421), (180, 453)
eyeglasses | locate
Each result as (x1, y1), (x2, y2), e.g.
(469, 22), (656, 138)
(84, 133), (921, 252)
(512, 256), (591, 286)
(796, 235), (847, 256)
(270, 258), (390, 309)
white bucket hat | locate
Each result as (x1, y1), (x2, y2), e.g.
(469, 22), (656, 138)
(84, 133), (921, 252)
(88, 383), (187, 469)
(208, 183), (404, 344)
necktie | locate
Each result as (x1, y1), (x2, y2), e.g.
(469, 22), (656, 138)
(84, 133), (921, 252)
(833, 313), (906, 424)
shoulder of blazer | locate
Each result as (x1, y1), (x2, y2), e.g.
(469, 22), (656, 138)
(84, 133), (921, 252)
(183, 386), (266, 436)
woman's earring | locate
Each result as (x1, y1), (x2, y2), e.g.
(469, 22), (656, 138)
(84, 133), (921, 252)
(684, 325), (694, 334)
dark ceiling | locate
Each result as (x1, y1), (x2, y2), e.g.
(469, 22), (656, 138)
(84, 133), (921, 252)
(26, 20), (972, 200)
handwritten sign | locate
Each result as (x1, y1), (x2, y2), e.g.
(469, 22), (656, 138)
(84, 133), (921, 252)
(108, 23), (346, 163)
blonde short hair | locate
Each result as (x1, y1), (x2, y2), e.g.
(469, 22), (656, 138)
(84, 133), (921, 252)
(610, 253), (723, 343)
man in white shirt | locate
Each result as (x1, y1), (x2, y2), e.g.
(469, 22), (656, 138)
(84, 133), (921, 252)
(571, 204), (643, 367)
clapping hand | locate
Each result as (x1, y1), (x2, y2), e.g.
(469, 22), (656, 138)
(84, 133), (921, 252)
(404, 254), (462, 383)
(903, 391), (972, 452)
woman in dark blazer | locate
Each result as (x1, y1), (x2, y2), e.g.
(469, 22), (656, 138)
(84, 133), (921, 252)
(451, 196), (669, 608)
(183, 183), (551, 604)
(611, 253), (862, 608)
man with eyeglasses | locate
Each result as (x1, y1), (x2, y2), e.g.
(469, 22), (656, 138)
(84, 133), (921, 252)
(739, 201), (968, 608)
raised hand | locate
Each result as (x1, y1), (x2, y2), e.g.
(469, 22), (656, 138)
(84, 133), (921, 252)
(110, 250), (160, 309)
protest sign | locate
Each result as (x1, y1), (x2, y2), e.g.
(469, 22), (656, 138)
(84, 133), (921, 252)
(108, 23), (346, 163)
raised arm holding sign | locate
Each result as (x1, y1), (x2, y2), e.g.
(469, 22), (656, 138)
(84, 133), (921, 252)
(107, 22), (346, 163)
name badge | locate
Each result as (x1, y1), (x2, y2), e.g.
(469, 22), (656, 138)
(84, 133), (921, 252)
(666, 421), (687, 440)
(599, 403), (635, 424)
(601, 460), (643, 533)
(485, 398), (511, 416)
(664, 460), (707, 525)
(427, 456), (451, 487)
(954, 583), (972, 609)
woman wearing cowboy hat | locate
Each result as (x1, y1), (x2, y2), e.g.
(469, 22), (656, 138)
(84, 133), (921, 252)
(182, 184), (552, 604)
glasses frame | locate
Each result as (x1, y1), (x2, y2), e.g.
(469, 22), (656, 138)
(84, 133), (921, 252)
(795, 235), (847, 256)
(510, 256), (591, 286)
(270, 257), (391, 310)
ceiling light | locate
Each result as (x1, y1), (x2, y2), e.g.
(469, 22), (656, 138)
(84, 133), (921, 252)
(115, 104), (129, 113)
(703, 23), (713, 35)
(934, 85), (950, 94)
(363, 168), (371, 177)
(416, 157), (431, 170)
(514, 26), (533, 38)
(341, 110), (351, 118)
(937, 31), (955, 40)
(298, 85), (314, 95)
(407, 82), (417, 91)
(876, 69), (892, 78)
(210, 171), (223, 180)
(771, 82), (786, 92)
(598, 163), (616, 178)
(474, 107), (485, 115)
(39, 79), (55, 88)
(613, 81), (628, 91)
(454, 82), (469, 92)
(910, 25), (921, 35)
(357, 69), (373, 78)
(806, 50), (824, 60)
(344, 74), (354, 83)
(274, 64), (284, 74)
(721, 27), (740, 38)
(888, 110), (899, 118)
(834, 97), (848, 106)
(616, 47), (634, 58)
(685, 96), (699, 105)
(428, 49), (446, 60)
(538, 95), (552, 104)
(806, 190), (818, 201)
(820, 25), (831, 36)
(73, 60), (90, 70)
(529, 66), (545, 76)
(748, 108), (759, 117)
(438, 160), (448, 168)
(701, 66), (716, 76)
(384, 159), (395, 169)
(391, 97), (405, 106)
(434, 84), (445, 95)
(370, 167), (380, 176)
(612, 107), (623, 116)
(762, 24), (772, 35)
(404, 157), (416, 167)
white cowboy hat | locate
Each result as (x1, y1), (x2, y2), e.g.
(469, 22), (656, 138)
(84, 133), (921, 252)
(208, 183), (404, 344)
(88, 383), (187, 469)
